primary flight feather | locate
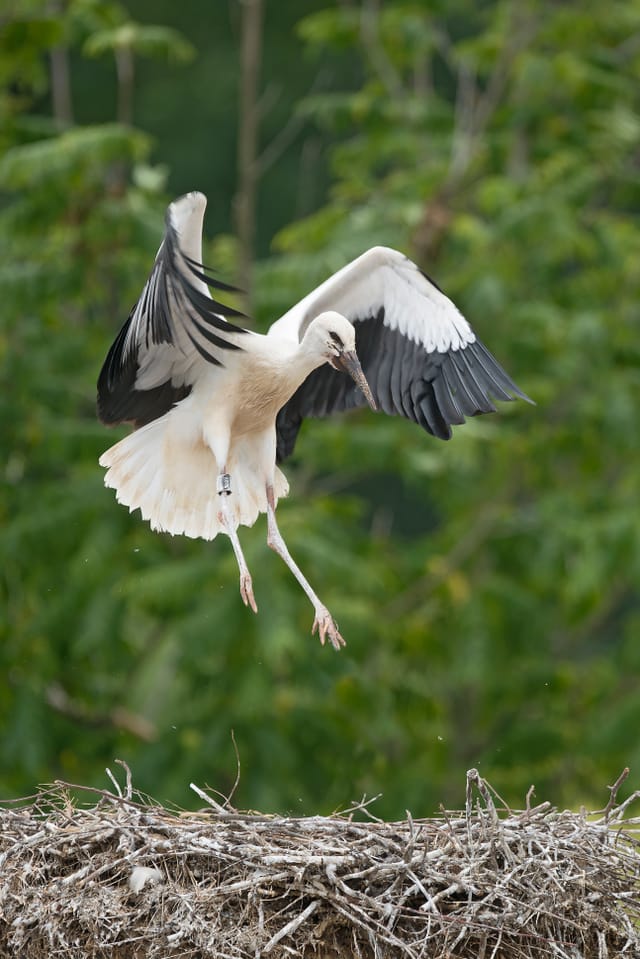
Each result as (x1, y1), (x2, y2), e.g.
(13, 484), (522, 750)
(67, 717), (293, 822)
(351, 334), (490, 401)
(98, 191), (531, 649)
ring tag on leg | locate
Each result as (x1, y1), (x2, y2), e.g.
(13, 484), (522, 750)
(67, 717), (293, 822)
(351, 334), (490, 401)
(217, 473), (232, 496)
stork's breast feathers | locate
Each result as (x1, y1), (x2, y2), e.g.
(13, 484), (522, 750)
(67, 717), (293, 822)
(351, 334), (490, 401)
(232, 377), (290, 435)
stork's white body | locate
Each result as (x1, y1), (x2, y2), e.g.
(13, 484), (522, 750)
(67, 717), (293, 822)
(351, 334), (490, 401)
(98, 192), (530, 647)
(101, 331), (325, 539)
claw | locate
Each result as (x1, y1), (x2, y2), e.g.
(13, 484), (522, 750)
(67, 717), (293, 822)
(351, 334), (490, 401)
(240, 573), (258, 614)
(312, 607), (346, 651)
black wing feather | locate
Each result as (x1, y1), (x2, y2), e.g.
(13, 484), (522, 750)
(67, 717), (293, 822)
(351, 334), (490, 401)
(472, 339), (522, 400)
(97, 212), (248, 428)
(420, 388), (451, 439)
(276, 311), (530, 462)
(97, 315), (193, 426)
(432, 370), (465, 428)
(453, 349), (497, 413)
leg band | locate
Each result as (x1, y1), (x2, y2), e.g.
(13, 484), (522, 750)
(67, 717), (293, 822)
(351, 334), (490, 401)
(217, 473), (232, 496)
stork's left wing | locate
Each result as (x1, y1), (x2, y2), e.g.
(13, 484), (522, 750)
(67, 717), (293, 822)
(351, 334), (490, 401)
(271, 246), (531, 462)
(97, 192), (248, 428)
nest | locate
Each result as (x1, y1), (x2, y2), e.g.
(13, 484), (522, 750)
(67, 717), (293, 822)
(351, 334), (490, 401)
(1, 766), (639, 959)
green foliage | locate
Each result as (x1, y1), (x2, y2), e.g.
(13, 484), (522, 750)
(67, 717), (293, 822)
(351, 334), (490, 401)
(1, 1), (639, 818)
(83, 22), (195, 63)
(0, 123), (151, 189)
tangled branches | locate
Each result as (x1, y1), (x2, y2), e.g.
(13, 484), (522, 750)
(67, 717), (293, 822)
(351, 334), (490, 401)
(1, 767), (639, 958)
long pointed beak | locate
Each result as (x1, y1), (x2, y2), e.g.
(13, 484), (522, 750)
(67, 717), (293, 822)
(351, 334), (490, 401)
(333, 350), (377, 411)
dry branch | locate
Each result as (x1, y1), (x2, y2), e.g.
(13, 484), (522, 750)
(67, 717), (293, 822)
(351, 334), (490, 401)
(1, 769), (639, 958)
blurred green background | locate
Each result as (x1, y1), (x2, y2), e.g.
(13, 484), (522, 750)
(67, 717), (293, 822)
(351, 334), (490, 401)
(1, 0), (639, 817)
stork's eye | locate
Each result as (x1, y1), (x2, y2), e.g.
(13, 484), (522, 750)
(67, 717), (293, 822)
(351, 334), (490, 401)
(329, 331), (343, 348)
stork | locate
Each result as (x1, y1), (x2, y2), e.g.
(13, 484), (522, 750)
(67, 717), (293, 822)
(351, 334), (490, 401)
(98, 191), (531, 649)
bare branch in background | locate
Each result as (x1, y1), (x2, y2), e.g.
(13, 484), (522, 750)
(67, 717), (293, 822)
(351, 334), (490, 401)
(413, 12), (538, 264)
(413, 49), (432, 99)
(255, 101), (306, 179)
(115, 45), (135, 126)
(45, 682), (156, 742)
(49, 1), (73, 125)
(50, 48), (73, 125)
(295, 135), (322, 220)
(444, 10), (537, 188)
(256, 67), (328, 180)
(234, 0), (264, 313)
(360, 0), (403, 98)
(449, 58), (477, 182)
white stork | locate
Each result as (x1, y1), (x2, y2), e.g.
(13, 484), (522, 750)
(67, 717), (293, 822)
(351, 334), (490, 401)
(98, 191), (531, 650)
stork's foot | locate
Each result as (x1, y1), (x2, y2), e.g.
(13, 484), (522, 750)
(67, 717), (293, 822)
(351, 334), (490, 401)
(312, 607), (346, 651)
(240, 573), (258, 614)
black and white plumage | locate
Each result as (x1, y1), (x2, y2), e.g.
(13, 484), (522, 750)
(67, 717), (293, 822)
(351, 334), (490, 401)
(98, 191), (531, 649)
(271, 247), (529, 461)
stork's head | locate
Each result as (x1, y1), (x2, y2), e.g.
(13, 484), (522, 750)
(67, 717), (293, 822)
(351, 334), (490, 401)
(305, 311), (377, 411)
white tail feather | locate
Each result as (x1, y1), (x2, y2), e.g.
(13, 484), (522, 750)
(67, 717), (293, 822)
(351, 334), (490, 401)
(99, 411), (288, 541)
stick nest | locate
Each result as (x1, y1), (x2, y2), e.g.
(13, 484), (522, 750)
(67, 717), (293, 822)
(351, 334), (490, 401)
(1, 767), (639, 958)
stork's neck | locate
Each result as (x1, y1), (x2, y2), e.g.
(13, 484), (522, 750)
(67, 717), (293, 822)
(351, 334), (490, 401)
(249, 333), (328, 411)
(284, 336), (329, 391)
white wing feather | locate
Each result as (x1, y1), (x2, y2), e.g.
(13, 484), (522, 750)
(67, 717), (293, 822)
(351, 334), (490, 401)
(268, 247), (475, 353)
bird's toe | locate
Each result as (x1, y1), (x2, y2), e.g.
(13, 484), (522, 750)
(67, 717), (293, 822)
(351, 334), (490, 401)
(240, 574), (258, 614)
(312, 608), (346, 650)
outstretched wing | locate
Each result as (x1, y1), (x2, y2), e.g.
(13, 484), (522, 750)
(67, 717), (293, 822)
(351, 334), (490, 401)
(97, 191), (248, 428)
(271, 247), (531, 461)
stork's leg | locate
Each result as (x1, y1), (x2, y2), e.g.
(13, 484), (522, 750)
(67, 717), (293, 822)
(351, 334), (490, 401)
(217, 473), (257, 614)
(265, 485), (345, 650)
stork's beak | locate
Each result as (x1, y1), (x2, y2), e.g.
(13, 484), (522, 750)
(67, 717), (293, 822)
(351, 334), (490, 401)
(332, 350), (377, 411)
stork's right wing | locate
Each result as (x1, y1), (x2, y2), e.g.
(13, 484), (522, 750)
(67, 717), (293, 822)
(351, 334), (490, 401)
(97, 192), (248, 428)
(271, 247), (531, 461)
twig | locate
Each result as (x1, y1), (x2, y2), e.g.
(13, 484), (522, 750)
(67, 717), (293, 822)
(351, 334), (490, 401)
(525, 785), (536, 813)
(225, 729), (242, 810)
(189, 782), (231, 815)
(337, 794), (384, 820)
(115, 759), (133, 800)
(466, 767), (499, 824)
(105, 766), (123, 799)
(604, 767), (630, 821)
(262, 899), (319, 954)
(51, 780), (151, 811)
